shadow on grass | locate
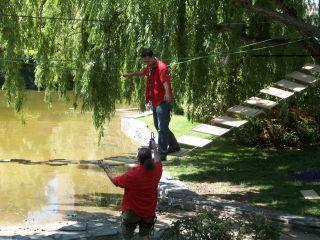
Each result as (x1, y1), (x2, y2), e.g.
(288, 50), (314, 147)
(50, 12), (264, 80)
(167, 137), (320, 217)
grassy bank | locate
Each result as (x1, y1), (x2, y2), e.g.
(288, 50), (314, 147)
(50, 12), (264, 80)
(140, 114), (320, 217)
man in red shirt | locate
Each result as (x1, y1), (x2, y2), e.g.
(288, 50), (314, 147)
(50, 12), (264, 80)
(98, 139), (162, 240)
(123, 48), (180, 161)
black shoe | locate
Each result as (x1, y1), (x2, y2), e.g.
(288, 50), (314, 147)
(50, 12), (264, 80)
(160, 156), (167, 162)
(167, 145), (181, 154)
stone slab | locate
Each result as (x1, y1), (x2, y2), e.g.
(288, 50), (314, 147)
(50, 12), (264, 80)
(300, 190), (320, 200)
(59, 223), (86, 232)
(227, 105), (264, 118)
(10, 159), (31, 164)
(275, 79), (307, 92)
(121, 118), (152, 146)
(116, 107), (139, 112)
(212, 115), (248, 128)
(123, 111), (153, 119)
(0, 159), (11, 163)
(245, 97), (278, 110)
(177, 135), (212, 147)
(286, 71), (318, 84)
(46, 162), (68, 166)
(168, 148), (192, 157)
(104, 157), (135, 164)
(303, 63), (320, 73)
(49, 158), (67, 162)
(192, 124), (231, 136)
(79, 160), (97, 165)
(87, 225), (118, 238)
(260, 87), (294, 99)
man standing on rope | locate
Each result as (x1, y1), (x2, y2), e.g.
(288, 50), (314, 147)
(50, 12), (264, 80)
(122, 48), (180, 161)
(97, 139), (162, 240)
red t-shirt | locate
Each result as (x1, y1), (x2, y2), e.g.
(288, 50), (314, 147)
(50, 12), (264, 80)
(143, 60), (174, 107)
(113, 162), (163, 217)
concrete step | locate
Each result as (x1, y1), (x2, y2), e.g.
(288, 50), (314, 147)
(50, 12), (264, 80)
(177, 135), (212, 147)
(300, 190), (320, 200)
(227, 105), (264, 118)
(260, 87), (294, 99)
(212, 115), (248, 128)
(303, 63), (320, 74)
(275, 79), (307, 92)
(286, 71), (319, 84)
(124, 111), (153, 119)
(192, 124), (231, 136)
(245, 97), (278, 110)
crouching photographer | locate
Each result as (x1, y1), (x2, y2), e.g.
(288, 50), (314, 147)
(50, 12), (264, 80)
(98, 137), (162, 240)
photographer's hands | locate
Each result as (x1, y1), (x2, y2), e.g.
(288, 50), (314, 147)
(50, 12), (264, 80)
(150, 139), (157, 150)
(150, 139), (161, 163)
(97, 160), (110, 171)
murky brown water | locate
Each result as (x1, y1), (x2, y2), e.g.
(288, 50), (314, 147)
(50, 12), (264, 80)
(0, 91), (138, 225)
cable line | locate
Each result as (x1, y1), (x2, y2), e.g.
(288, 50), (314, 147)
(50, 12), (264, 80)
(0, 36), (306, 66)
(0, 13), (110, 23)
(0, 36), (311, 67)
(169, 37), (311, 66)
(0, 13), (277, 26)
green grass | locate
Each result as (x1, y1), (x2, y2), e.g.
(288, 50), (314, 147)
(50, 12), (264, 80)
(139, 114), (212, 139)
(140, 114), (320, 217)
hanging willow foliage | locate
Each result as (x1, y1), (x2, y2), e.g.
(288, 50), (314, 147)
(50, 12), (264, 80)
(0, 0), (318, 135)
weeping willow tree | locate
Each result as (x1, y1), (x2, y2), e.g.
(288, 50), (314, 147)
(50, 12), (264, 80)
(0, 0), (319, 137)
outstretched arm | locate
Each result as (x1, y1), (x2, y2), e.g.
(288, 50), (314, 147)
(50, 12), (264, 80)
(122, 70), (145, 78)
(97, 160), (116, 184)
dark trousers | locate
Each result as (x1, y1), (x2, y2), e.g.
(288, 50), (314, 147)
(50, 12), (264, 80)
(121, 210), (155, 239)
(152, 102), (179, 157)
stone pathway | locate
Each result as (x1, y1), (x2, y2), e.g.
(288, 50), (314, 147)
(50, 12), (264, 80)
(0, 218), (120, 240)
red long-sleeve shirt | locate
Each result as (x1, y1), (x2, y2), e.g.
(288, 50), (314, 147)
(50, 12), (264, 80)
(143, 60), (174, 107)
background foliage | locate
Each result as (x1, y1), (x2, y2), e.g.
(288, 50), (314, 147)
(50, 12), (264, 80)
(0, 0), (318, 139)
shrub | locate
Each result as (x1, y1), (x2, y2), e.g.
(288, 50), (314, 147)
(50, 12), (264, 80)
(235, 110), (320, 149)
(157, 212), (280, 240)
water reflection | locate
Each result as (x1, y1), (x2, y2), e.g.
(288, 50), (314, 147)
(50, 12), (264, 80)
(0, 91), (138, 225)
(0, 92), (138, 161)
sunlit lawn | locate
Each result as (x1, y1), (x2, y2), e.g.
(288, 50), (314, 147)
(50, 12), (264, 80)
(140, 114), (212, 139)
(140, 114), (320, 217)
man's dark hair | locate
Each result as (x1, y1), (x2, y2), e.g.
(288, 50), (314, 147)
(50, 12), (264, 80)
(140, 48), (153, 58)
(137, 147), (154, 170)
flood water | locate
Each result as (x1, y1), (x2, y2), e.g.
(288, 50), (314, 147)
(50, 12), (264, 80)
(0, 91), (138, 226)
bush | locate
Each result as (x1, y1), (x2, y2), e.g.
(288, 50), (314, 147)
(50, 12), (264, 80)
(296, 117), (319, 145)
(235, 110), (320, 149)
(157, 212), (280, 240)
(234, 119), (263, 147)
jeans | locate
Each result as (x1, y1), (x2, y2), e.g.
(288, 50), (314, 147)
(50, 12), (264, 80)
(152, 102), (179, 158)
